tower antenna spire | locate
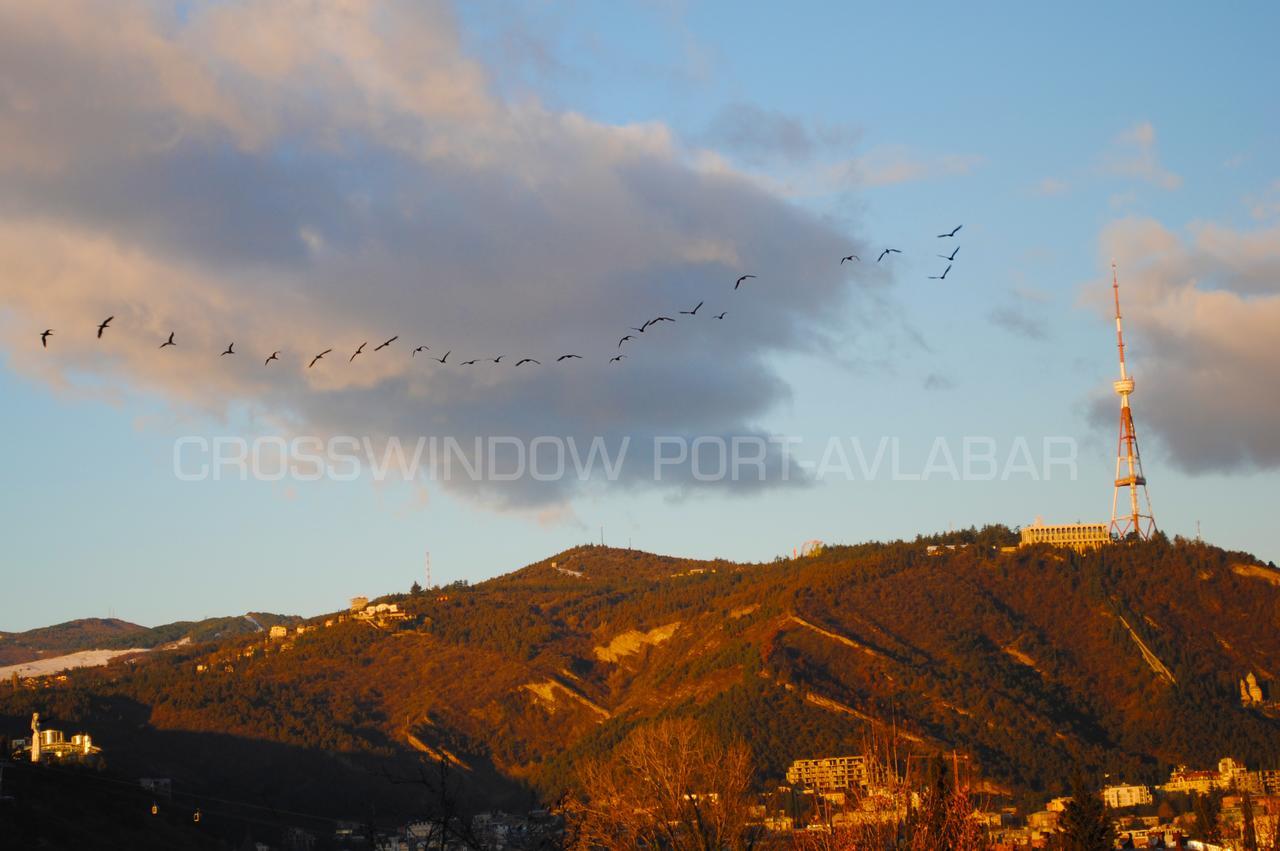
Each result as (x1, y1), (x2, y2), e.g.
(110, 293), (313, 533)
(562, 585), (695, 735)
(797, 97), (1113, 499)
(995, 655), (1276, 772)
(1109, 263), (1156, 540)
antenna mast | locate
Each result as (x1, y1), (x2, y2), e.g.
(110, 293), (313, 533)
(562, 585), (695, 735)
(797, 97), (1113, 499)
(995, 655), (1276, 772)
(1109, 264), (1156, 540)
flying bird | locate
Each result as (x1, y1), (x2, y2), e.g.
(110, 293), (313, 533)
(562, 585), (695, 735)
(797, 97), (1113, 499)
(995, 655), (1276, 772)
(265, 351), (280, 366)
(629, 325), (648, 334)
(96, 316), (113, 339)
(309, 349), (332, 368)
(651, 316), (675, 324)
(877, 249), (901, 262)
(349, 342), (367, 362)
(609, 355), (626, 363)
(412, 345), (429, 357)
(618, 335), (635, 348)
(432, 350), (450, 364)
(557, 354), (582, 362)
(159, 332), (176, 349)
(938, 246), (960, 262)
(492, 355), (505, 364)
(374, 335), (398, 352)
(516, 358), (540, 366)
(714, 311), (728, 320)
(41, 329), (53, 348)
(460, 358), (480, 366)
(937, 224), (963, 238)
(841, 254), (860, 264)
(221, 343), (235, 356)
(929, 265), (952, 280)
(680, 301), (703, 316)
(734, 275), (756, 290)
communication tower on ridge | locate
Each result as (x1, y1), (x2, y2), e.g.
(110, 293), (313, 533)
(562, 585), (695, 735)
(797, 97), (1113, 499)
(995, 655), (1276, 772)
(1109, 263), (1157, 540)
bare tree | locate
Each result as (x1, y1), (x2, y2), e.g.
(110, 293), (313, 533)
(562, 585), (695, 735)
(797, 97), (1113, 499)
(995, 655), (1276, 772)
(566, 717), (760, 851)
(384, 757), (483, 850)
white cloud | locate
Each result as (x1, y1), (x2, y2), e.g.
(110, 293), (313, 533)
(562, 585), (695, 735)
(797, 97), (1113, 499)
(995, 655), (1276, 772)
(1245, 179), (1280, 221)
(1101, 121), (1182, 190)
(828, 146), (984, 189)
(1033, 177), (1070, 197)
(1083, 215), (1280, 472)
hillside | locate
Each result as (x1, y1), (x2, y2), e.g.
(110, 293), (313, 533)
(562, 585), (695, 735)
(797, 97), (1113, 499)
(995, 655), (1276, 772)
(0, 618), (144, 666)
(3, 532), (1280, 832)
(0, 613), (301, 667)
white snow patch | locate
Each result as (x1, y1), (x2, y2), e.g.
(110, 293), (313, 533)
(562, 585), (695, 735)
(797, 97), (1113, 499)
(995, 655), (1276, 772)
(0, 649), (148, 679)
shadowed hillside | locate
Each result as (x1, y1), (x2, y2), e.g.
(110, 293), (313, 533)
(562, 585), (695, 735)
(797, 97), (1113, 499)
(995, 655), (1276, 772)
(3, 531), (1279, 826)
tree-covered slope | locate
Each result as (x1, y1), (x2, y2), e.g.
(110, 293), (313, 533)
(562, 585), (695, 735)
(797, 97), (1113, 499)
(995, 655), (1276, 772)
(3, 533), (1278, 823)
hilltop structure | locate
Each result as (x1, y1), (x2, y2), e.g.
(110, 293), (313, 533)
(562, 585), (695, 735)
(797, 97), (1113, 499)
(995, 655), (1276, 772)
(1109, 264), (1157, 540)
(1017, 265), (1160, 550)
(1019, 521), (1110, 553)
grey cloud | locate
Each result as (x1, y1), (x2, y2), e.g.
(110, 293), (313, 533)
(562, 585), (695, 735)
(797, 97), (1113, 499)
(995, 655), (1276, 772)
(0, 0), (884, 510)
(922, 373), (955, 391)
(987, 306), (1048, 340)
(703, 102), (859, 166)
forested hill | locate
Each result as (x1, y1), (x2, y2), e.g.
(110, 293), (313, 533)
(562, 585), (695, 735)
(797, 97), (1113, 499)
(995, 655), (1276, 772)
(3, 532), (1279, 822)
(0, 613), (301, 666)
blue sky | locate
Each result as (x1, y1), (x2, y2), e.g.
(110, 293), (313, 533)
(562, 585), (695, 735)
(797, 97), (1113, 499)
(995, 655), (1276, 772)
(1, 2), (1277, 630)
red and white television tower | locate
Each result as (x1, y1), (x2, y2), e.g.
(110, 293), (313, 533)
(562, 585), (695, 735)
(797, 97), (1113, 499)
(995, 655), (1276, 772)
(1109, 264), (1156, 540)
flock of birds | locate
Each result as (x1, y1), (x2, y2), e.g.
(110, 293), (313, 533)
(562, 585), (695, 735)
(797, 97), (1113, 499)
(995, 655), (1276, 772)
(35, 227), (962, 371)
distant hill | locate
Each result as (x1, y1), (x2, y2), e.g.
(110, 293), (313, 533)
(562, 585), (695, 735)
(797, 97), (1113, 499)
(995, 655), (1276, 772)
(3, 531), (1280, 828)
(0, 613), (300, 666)
(0, 618), (144, 665)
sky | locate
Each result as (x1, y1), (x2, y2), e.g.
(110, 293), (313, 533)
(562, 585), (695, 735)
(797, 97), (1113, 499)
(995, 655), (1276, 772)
(1, 1), (1278, 631)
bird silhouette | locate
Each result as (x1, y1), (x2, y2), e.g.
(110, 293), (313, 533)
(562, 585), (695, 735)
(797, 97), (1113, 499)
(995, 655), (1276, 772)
(516, 358), (540, 366)
(937, 224), (962, 238)
(349, 342), (367, 362)
(265, 351), (280, 366)
(460, 358), (479, 366)
(309, 349), (332, 368)
(877, 249), (901, 262)
(492, 355), (505, 364)
(412, 345), (429, 357)
(651, 316), (675, 324)
(609, 355), (626, 363)
(841, 254), (860, 264)
(432, 350), (450, 364)
(96, 316), (113, 339)
(938, 246), (960, 262)
(41, 329), (53, 348)
(714, 311), (728, 320)
(734, 274), (756, 290)
(221, 343), (235, 356)
(159, 332), (176, 349)
(629, 325), (648, 334)
(618, 335), (635, 348)
(557, 354), (582, 361)
(374, 335), (398, 352)
(929, 265), (952, 280)
(680, 301), (703, 316)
